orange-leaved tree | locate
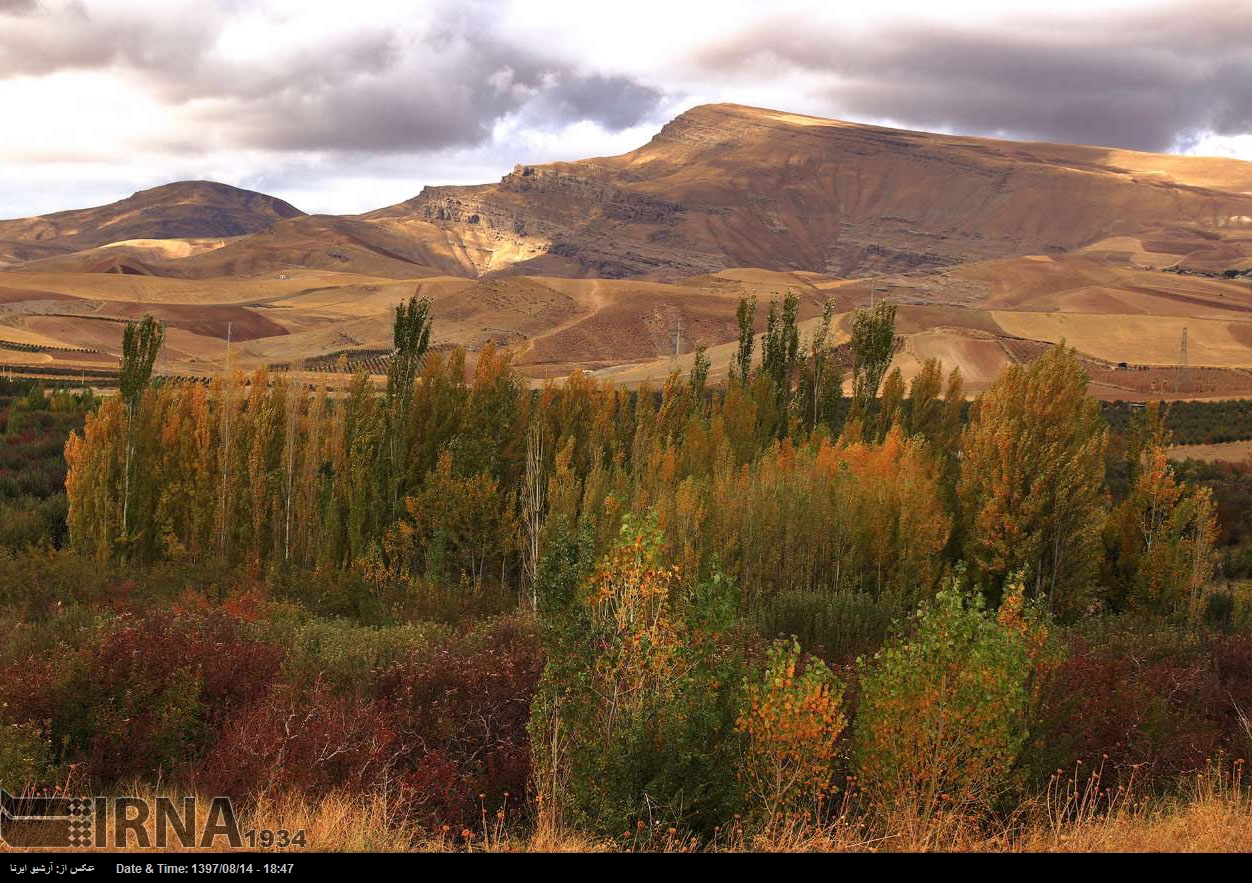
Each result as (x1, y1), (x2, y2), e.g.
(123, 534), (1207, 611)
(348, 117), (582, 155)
(1106, 445), (1217, 616)
(736, 636), (846, 823)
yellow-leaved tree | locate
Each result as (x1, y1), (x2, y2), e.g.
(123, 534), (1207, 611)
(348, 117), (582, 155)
(1106, 444), (1217, 616)
(959, 344), (1107, 616)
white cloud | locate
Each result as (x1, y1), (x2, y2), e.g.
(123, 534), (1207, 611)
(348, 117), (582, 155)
(1, 0), (1250, 218)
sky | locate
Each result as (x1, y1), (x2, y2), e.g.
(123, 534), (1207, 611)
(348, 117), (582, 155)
(2, 0), (1251, 218)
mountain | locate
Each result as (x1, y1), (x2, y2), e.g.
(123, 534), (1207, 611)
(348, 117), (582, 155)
(0, 181), (304, 264)
(1, 104), (1251, 397)
(366, 103), (1252, 279)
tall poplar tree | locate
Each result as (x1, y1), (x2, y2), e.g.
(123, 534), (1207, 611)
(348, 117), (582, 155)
(798, 298), (841, 433)
(385, 295), (432, 523)
(849, 300), (898, 420)
(732, 294), (758, 385)
(118, 315), (164, 549)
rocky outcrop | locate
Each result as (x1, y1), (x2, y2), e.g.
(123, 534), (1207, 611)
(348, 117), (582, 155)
(359, 104), (1252, 281)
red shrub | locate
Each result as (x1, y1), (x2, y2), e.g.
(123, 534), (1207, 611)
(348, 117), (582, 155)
(0, 609), (284, 786)
(374, 627), (544, 825)
(1029, 630), (1252, 787)
(193, 617), (546, 828)
(195, 681), (396, 800)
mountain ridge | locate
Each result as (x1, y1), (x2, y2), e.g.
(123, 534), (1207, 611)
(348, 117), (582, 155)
(1, 104), (1251, 396)
(362, 103), (1252, 280)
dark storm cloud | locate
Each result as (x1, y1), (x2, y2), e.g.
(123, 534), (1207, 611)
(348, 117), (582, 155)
(196, 32), (664, 153)
(696, 2), (1252, 151)
(522, 74), (667, 130)
(0, 0), (663, 153)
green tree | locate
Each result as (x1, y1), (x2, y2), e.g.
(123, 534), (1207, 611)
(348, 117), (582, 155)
(529, 516), (742, 836)
(849, 300), (897, 422)
(761, 292), (800, 391)
(118, 315), (164, 550)
(853, 578), (1049, 824)
(390, 451), (514, 588)
(384, 295), (432, 521)
(733, 294), (758, 384)
(760, 292), (801, 436)
(797, 299), (843, 434)
(1105, 444), (1217, 615)
(689, 344), (710, 401)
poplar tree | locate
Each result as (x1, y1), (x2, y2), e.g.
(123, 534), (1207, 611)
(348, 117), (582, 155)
(1105, 411), (1217, 615)
(907, 358), (945, 441)
(959, 345), (1107, 615)
(849, 300), (898, 419)
(521, 421), (546, 609)
(938, 366), (965, 458)
(799, 298), (841, 433)
(761, 292), (800, 390)
(118, 315), (164, 549)
(877, 368), (906, 440)
(760, 291), (801, 433)
(689, 344), (710, 401)
(732, 294), (758, 385)
(385, 295), (432, 522)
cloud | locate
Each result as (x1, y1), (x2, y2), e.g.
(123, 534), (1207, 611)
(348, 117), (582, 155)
(689, 1), (1252, 152)
(1, 1), (1251, 218)
(0, 0), (663, 156)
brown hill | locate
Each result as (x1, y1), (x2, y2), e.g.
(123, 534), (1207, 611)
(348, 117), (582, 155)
(367, 104), (1252, 279)
(2, 104), (1252, 398)
(0, 181), (304, 264)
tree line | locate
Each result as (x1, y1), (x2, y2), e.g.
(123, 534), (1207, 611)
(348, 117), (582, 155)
(64, 293), (1217, 623)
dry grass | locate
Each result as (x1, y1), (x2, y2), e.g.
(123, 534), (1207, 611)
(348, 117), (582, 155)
(1016, 765), (1252, 852)
(4, 769), (1248, 854)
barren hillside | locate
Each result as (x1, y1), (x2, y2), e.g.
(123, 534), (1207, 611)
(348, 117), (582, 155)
(0, 181), (304, 264)
(2, 104), (1251, 396)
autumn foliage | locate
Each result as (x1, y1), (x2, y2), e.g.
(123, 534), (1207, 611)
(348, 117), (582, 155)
(9, 300), (1244, 851)
(736, 637), (846, 821)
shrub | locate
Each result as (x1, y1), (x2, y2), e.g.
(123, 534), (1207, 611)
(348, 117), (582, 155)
(0, 718), (54, 791)
(736, 637), (846, 822)
(0, 609), (284, 786)
(0, 502), (48, 551)
(198, 616), (545, 829)
(756, 589), (893, 661)
(374, 616), (545, 826)
(852, 581), (1045, 821)
(530, 516), (745, 837)
(1027, 624), (1252, 788)
(282, 619), (451, 694)
(195, 682), (396, 802)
